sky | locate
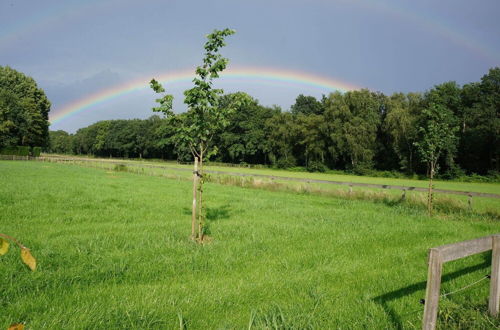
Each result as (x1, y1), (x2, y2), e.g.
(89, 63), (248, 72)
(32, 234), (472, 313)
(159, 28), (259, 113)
(1, 0), (499, 132)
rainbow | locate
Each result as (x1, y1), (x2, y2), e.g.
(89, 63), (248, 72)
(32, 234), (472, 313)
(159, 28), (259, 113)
(49, 67), (361, 124)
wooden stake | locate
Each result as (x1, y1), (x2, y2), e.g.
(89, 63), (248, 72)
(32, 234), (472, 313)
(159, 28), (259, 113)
(198, 149), (204, 241)
(422, 248), (443, 330)
(428, 170), (434, 216)
(191, 157), (198, 239)
(489, 235), (500, 317)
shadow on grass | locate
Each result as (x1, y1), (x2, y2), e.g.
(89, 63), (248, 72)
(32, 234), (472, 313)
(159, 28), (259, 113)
(373, 255), (491, 329)
(206, 204), (231, 222)
(182, 204), (231, 222)
(182, 204), (231, 236)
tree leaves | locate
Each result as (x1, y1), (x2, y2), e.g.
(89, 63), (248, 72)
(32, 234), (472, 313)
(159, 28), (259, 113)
(0, 237), (9, 255)
(0, 66), (51, 148)
(0, 234), (36, 271)
(21, 247), (36, 271)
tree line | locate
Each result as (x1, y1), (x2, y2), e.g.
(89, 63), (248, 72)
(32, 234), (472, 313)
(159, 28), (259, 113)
(48, 67), (499, 178)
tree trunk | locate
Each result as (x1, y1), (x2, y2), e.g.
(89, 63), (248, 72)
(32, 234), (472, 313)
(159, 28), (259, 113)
(191, 157), (198, 239)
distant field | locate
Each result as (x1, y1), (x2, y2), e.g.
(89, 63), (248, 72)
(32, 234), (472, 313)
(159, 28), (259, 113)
(44, 154), (500, 194)
(41, 155), (500, 215)
(1, 160), (499, 328)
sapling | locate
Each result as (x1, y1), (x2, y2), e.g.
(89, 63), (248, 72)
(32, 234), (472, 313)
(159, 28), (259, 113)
(150, 28), (236, 241)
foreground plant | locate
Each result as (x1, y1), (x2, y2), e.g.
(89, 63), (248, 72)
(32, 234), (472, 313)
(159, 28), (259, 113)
(415, 104), (458, 216)
(0, 233), (36, 271)
(150, 28), (236, 242)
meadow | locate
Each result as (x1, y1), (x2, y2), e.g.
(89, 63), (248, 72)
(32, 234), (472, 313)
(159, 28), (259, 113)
(1, 160), (499, 329)
(41, 155), (500, 216)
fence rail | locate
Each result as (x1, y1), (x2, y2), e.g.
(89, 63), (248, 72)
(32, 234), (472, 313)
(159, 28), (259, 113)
(3, 155), (499, 200)
(422, 234), (500, 329)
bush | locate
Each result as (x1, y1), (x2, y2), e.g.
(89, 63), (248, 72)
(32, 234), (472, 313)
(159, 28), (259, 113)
(275, 156), (296, 169)
(31, 147), (41, 157)
(114, 164), (127, 172)
(351, 162), (374, 176)
(17, 146), (30, 156)
(440, 164), (466, 180)
(307, 161), (327, 173)
(0, 146), (30, 156)
(0, 146), (17, 155)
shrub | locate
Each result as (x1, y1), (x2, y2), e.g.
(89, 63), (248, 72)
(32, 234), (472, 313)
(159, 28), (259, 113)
(351, 162), (374, 176)
(114, 164), (127, 172)
(17, 146), (30, 156)
(275, 156), (296, 169)
(0, 146), (17, 155)
(307, 161), (327, 173)
(0, 146), (31, 156)
(31, 147), (42, 157)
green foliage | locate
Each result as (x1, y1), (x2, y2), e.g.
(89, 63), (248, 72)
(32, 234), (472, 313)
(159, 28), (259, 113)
(31, 147), (41, 157)
(0, 146), (30, 156)
(0, 66), (51, 148)
(290, 94), (324, 115)
(150, 28), (235, 159)
(306, 160), (327, 173)
(323, 90), (382, 170)
(415, 103), (459, 175)
(383, 92), (422, 172)
(113, 164), (127, 172)
(216, 92), (277, 164)
(47, 130), (73, 154)
(275, 156), (297, 169)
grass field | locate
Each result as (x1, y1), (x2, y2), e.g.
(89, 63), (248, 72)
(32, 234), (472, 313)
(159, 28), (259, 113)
(41, 155), (500, 216)
(1, 160), (499, 329)
(46, 154), (500, 194)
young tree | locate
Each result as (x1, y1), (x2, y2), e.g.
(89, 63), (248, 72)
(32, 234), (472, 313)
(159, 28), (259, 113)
(150, 28), (235, 241)
(415, 103), (458, 215)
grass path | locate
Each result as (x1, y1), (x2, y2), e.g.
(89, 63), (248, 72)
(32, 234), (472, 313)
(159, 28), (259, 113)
(0, 161), (499, 328)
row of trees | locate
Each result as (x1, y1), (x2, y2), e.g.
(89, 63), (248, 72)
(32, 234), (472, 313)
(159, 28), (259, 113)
(48, 67), (499, 177)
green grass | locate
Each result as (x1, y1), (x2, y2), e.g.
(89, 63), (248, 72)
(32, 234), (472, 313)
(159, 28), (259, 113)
(1, 161), (499, 329)
(46, 154), (500, 194)
(43, 156), (500, 216)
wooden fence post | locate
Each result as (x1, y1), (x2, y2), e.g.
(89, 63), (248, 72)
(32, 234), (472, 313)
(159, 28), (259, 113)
(422, 248), (443, 330)
(191, 157), (198, 239)
(402, 189), (406, 201)
(489, 234), (500, 317)
(468, 194), (473, 210)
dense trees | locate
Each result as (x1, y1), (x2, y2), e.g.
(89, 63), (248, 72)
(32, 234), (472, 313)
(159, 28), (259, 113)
(50, 67), (499, 178)
(0, 66), (51, 148)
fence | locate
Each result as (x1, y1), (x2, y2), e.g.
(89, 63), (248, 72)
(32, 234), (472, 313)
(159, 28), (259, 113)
(422, 234), (500, 329)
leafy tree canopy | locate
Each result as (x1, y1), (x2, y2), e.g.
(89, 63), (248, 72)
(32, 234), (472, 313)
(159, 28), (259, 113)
(0, 66), (51, 148)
